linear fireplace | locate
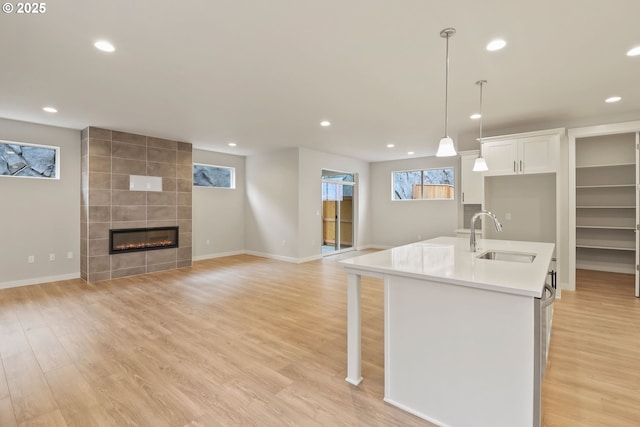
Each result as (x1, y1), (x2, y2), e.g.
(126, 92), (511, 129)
(109, 226), (179, 254)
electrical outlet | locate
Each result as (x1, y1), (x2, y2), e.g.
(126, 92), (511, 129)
(67, 251), (73, 259)
(282, 239), (286, 246)
(206, 239), (210, 245)
(28, 256), (35, 263)
(49, 253), (56, 261)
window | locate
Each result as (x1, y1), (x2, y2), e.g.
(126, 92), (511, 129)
(0, 140), (59, 179)
(322, 172), (355, 199)
(392, 167), (454, 200)
(193, 163), (235, 189)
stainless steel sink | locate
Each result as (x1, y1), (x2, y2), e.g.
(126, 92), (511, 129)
(476, 250), (536, 263)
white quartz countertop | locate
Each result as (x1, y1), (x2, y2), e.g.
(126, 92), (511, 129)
(340, 237), (555, 298)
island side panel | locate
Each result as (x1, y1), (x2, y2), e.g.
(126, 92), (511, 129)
(345, 272), (363, 385)
(384, 275), (536, 427)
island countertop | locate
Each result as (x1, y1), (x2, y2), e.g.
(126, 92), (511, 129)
(340, 236), (555, 298)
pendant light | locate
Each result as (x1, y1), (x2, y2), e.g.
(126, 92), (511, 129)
(435, 28), (457, 157)
(472, 80), (489, 171)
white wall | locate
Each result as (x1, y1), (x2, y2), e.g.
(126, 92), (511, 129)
(297, 147), (370, 260)
(245, 148), (300, 261)
(0, 118), (81, 288)
(244, 147), (371, 262)
(192, 149), (246, 260)
(370, 156), (459, 248)
(484, 174), (557, 244)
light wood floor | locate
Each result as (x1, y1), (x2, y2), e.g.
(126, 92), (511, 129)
(542, 269), (640, 427)
(0, 257), (638, 426)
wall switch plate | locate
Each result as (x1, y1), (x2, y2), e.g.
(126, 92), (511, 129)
(67, 252), (73, 259)
(28, 256), (35, 263)
(49, 253), (55, 261)
(505, 213), (512, 220)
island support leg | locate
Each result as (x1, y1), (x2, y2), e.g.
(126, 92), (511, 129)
(345, 272), (363, 385)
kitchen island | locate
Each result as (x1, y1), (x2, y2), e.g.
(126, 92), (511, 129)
(341, 236), (555, 427)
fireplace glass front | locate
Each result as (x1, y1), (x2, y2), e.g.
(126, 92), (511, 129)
(109, 226), (179, 254)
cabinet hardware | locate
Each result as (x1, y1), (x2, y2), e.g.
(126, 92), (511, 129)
(520, 160), (523, 172)
(513, 161), (516, 173)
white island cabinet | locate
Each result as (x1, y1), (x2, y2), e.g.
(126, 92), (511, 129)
(341, 237), (555, 427)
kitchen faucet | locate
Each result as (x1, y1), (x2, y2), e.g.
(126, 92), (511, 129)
(470, 210), (503, 252)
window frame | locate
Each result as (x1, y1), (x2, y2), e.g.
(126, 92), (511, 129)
(391, 167), (455, 201)
(0, 139), (60, 180)
(193, 163), (236, 189)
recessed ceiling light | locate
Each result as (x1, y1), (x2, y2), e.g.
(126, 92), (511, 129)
(94, 40), (115, 52)
(408, 151), (415, 155)
(627, 46), (640, 56)
(605, 96), (622, 103)
(486, 39), (507, 51)
(42, 106), (57, 113)
(470, 113), (481, 120)
(228, 142), (237, 147)
(386, 144), (395, 148)
(320, 121), (331, 127)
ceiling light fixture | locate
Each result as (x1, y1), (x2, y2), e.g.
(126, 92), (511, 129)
(228, 142), (237, 147)
(94, 40), (115, 52)
(408, 151), (415, 155)
(435, 28), (458, 157)
(470, 113), (481, 120)
(627, 46), (640, 56)
(387, 144), (395, 148)
(320, 120), (331, 127)
(605, 96), (621, 103)
(486, 39), (507, 51)
(472, 80), (489, 172)
(42, 106), (57, 113)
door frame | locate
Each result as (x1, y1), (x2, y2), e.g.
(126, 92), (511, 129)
(321, 170), (357, 256)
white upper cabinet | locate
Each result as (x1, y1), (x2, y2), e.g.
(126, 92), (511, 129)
(481, 129), (564, 176)
(460, 151), (484, 204)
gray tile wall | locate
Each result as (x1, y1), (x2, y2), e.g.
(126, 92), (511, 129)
(80, 127), (192, 282)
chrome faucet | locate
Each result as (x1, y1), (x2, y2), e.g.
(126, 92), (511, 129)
(470, 210), (503, 252)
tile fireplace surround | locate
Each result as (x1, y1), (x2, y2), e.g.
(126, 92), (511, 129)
(80, 127), (192, 282)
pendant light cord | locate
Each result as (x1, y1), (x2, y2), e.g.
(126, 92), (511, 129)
(444, 33), (450, 137)
(479, 81), (483, 146)
(475, 79), (487, 155)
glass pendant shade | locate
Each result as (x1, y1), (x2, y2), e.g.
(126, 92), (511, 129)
(436, 136), (456, 157)
(472, 156), (488, 171)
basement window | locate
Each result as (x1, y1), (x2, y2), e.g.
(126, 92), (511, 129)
(392, 167), (454, 200)
(193, 163), (235, 189)
(0, 140), (59, 179)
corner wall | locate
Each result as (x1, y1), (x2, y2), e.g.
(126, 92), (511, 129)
(370, 155), (459, 247)
(0, 118), (81, 288)
(192, 149), (246, 260)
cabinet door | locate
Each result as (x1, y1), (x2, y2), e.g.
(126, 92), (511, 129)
(519, 135), (558, 174)
(482, 140), (518, 176)
(461, 154), (484, 204)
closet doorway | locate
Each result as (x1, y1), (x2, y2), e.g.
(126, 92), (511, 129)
(322, 170), (356, 256)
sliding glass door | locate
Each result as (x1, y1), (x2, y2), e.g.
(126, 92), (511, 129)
(322, 171), (355, 255)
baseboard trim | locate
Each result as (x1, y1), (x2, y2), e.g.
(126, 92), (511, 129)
(193, 250), (245, 261)
(0, 273), (82, 290)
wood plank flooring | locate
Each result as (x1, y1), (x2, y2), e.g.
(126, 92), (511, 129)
(0, 256), (638, 426)
(542, 269), (640, 427)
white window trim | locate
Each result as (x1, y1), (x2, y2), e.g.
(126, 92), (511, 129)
(0, 139), (61, 180)
(193, 163), (236, 189)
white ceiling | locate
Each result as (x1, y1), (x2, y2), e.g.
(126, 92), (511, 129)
(1, 0), (639, 162)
